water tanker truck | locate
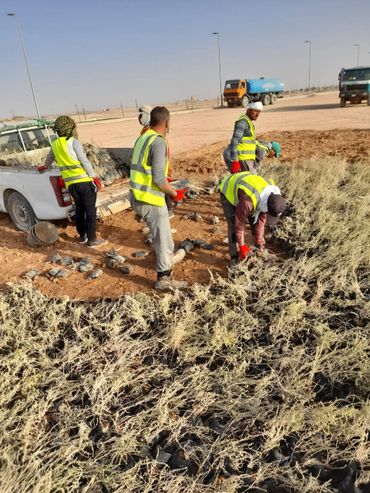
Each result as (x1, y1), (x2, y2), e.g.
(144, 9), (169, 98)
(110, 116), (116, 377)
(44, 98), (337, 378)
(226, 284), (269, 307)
(223, 77), (285, 108)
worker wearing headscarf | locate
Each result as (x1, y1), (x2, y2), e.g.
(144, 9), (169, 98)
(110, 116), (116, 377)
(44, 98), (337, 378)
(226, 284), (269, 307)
(224, 101), (270, 174)
(39, 115), (107, 248)
(138, 105), (152, 135)
(220, 171), (287, 263)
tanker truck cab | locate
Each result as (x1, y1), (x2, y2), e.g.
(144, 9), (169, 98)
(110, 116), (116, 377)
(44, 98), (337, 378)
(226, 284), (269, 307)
(224, 79), (248, 107)
(339, 66), (370, 107)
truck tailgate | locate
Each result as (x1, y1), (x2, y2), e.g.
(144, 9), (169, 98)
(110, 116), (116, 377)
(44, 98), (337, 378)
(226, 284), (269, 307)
(96, 179), (131, 217)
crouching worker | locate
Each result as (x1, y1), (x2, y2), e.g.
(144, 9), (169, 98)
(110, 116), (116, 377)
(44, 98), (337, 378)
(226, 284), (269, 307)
(224, 139), (281, 174)
(220, 172), (286, 263)
(130, 106), (188, 291)
(38, 115), (107, 248)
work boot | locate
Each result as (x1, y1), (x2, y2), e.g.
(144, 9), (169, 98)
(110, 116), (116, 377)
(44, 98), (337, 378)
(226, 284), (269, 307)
(154, 275), (188, 292)
(87, 238), (108, 248)
(78, 235), (88, 244)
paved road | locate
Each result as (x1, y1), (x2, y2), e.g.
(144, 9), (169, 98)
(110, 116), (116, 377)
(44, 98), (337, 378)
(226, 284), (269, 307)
(78, 92), (370, 156)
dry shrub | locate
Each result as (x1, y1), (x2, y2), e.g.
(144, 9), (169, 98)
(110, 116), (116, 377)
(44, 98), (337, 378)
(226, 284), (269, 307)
(0, 157), (369, 493)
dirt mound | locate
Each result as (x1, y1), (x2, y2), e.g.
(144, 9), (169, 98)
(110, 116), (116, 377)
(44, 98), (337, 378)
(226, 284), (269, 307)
(172, 129), (370, 177)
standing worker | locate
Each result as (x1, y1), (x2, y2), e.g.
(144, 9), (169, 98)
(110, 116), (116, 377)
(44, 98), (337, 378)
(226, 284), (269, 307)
(38, 115), (107, 248)
(220, 171), (286, 263)
(130, 106), (187, 291)
(137, 104), (175, 218)
(224, 101), (271, 174)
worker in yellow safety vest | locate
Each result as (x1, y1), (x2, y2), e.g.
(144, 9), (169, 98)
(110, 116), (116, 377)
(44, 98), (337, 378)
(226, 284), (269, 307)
(224, 101), (269, 174)
(39, 115), (107, 248)
(130, 106), (188, 291)
(220, 171), (287, 264)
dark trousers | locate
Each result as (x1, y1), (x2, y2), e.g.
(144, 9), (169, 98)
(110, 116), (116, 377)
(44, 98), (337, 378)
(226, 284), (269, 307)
(220, 194), (238, 259)
(69, 182), (97, 241)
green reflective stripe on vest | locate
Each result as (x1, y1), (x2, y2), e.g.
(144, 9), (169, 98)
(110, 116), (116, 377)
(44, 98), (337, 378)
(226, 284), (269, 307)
(130, 129), (169, 206)
(220, 172), (274, 210)
(236, 114), (256, 162)
(51, 137), (92, 188)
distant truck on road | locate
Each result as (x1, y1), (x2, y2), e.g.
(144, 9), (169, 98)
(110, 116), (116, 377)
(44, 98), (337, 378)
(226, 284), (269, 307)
(338, 66), (370, 107)
(223, 77), (285, 108)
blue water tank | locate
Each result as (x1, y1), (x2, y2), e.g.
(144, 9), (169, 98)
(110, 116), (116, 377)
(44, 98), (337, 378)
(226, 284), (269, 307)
(247, 78), (284, 94)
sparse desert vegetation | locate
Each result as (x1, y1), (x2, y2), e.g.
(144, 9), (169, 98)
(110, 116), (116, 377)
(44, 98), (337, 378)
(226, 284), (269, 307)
(0, 155), (369, 492)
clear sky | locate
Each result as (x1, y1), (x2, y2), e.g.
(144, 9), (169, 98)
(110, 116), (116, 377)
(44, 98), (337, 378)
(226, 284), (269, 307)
(1, 0), (370, 118)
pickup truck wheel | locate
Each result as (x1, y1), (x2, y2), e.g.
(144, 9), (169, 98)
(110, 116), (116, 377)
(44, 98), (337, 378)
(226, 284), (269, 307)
(241, 95), (249, 107)
(270, 94), (277, 105)
(7, 191), (37, 232)
(261, 94), (271, 105)
(340, 97), (346, 107)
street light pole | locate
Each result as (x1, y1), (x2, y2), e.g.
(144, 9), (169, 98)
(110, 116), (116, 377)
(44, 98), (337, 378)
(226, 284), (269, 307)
(212, 32), (223, 107)
(354, 44), (360, 66)
(304, 40), (312, 95)
(7, 12), (42, 120)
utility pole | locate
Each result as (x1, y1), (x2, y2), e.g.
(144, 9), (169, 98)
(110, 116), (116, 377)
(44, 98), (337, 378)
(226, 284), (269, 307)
(212, 32), (224, 107)
(75, 104), (82, 123)
(354, 44), (360, 66)
(304, 40), (312, 95)
(7, 12), (42, 119)
(120, 104), (125, 118)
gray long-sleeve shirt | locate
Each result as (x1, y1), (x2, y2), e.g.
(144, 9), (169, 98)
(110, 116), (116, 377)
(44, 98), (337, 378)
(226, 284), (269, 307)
(45, 138), (96, 177)
(229, 117), (254, 161)
(149, 136), (167, 186)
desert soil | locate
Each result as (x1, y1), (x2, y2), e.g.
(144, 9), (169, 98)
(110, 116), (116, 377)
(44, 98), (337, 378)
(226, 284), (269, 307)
(1, 93), (369, 299)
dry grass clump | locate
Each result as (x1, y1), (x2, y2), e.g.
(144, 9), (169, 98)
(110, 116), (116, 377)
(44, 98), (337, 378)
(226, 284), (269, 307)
(0, 158), (369, 492)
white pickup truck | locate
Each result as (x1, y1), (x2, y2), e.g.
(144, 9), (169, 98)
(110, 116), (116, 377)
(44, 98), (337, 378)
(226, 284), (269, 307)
(0, 122), (131, 231)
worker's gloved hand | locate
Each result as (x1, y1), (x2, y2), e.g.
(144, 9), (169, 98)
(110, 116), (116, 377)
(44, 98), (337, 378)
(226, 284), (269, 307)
(239, 244), (251, 260)
(172, 189), (186, 203)
(37, 165), (48, 173)
(92, 177), (102, 192)
(231, 161), (241, 174)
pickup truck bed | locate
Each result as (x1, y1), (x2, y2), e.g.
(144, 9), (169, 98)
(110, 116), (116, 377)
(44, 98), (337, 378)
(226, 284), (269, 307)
(0, 165), (131, 231)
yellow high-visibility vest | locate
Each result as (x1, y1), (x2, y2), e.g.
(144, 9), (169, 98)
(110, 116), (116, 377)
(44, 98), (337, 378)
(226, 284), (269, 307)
(51, 137), (92, 188)
(130, 129), (169, 207)
(220, 172), (275, 210)
(236, 114), (256, 162)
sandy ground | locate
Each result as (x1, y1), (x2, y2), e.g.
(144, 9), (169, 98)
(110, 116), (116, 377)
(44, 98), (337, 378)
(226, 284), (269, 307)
(1, 92), (370, 299)
(78, 92), (370, 155)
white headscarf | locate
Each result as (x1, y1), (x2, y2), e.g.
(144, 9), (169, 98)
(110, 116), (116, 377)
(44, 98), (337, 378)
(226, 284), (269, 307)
(247, 101), (263, 111)
(138, 105), (152, 127)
